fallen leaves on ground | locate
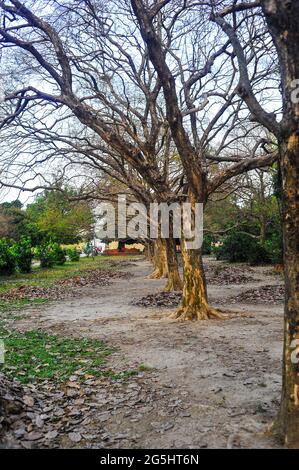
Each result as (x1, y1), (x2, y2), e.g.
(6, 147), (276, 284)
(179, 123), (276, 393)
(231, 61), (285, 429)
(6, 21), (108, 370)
(0, 269), (132, 302)
(204, 263), (256, 285)
(0, 368), (192, 449)
(57, 269), (131, 288)
(132, 291), (181, 308)
(223, 284), (284, 305)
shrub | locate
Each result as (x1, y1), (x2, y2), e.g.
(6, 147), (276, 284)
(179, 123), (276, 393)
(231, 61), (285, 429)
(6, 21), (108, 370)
(264, 232), (283, 265)
(67, 248), (80, 262)
(247, 242), (270, 265)
(215, 232), (270, 265)
(52, 243), (67, 265)
(36, 242), (67, 267)
(13, 237), (34, 273)
(202, 234), (214, 255)
(0, 239), (16, 275)
(36, 243), (56, 268)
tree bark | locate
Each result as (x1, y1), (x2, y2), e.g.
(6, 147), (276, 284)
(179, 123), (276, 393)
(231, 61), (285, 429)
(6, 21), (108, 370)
(260, 0), (299, 448)
(169, 192), (224, 320)
(145, 240), (155, 263)
(148, 238), (168, 279)
(169, 237), (223, 321)
(277, 134), (299, 448)
(164, 237), (183, 291)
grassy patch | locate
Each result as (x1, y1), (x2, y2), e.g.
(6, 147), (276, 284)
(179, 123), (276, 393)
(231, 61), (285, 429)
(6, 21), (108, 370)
(0, 256), (139, 385)
(0, 327), (137, 384)
(0, 298), (48, 314)
(0, 255), (138, 296)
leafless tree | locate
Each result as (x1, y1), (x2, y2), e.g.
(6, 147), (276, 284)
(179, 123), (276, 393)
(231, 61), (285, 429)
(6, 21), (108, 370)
(206, 0), (299, 448)
(0, 0), (276, 320)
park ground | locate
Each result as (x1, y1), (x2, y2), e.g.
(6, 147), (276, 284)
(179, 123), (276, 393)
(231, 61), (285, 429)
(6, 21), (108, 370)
(0, 255), (284, 448)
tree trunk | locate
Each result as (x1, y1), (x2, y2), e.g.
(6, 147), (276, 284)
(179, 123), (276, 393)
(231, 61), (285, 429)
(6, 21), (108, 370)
(164, 237), (183, 291)
(169, 238), (224, 321)
(145, 240), (155, 263)
(261, 0), (299, 448)
(148, 238), (168, 279)
(277, 135), (299, 448)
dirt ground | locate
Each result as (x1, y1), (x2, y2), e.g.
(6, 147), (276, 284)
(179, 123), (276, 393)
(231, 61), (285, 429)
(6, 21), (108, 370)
(12, 257), (284, 449)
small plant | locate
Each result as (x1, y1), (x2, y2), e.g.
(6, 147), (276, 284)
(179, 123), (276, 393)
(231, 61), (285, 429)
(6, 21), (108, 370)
(67, 248), (80, 262)
(13, 237), (34, 273)
(0, 238), (16, 275)
(36, 242), (67, 267)
(36, 242), (56, 268)
(52, 243), (67, 265)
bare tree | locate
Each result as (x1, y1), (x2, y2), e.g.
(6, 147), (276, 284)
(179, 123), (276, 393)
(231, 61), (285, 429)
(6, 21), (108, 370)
(0, 0), (276, 321)
(129, 0), (277, 320)
(209, 0), (299, 448)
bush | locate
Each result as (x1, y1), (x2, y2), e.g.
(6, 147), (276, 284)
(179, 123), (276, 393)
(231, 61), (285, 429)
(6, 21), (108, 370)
(52, 243), (67, 265)
(0, 239), (16, 275)
(264, 232), (283, 265)
(202, 234), (214, 255)
(13, 237), (34, 273)
(36, 243), (56, 268)
(67, 248), (80, 262)
(36, 242), (67, 267)
(247, 242), (270, 265)
(215, 232), (270, 265)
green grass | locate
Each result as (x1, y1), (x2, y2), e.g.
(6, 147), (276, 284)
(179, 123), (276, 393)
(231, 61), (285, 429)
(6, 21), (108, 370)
(0, 326), (137, 384)
(0, 255), (140, 385)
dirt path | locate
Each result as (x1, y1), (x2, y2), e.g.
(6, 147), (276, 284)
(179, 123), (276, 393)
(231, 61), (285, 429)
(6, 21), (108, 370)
(13, 258), (284, 449)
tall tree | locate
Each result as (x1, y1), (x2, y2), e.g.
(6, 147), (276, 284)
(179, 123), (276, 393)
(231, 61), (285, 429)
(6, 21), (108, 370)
(0, 0), (276, 319)
(211, 0), (299, 448)
(130, 0), (277, 319)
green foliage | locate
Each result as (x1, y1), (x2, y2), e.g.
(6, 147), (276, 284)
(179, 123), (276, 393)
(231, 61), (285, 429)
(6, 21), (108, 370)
(0, 201), (43, 245)
(52, 243), (67, 265)
(67, 248), (80, 262)
(27, 189), (94, 244)
(0, 239), (16, 275)
(12, 237), (34, 273)
(36, 242), (67, 267)
(247, 242), (270, 266)
(264, 232), (283, 265)
(215, 232), (270, 265)
(202, 234), (214, 255)
(36, 243), (55, 268)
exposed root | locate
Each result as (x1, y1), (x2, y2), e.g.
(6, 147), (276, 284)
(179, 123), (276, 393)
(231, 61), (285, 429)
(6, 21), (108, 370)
(169, 305), (229, 321)
(147, 269), (167, 280)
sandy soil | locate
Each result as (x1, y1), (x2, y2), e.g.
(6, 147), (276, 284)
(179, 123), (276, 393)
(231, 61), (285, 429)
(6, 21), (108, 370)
(13, 257), (284, 449)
